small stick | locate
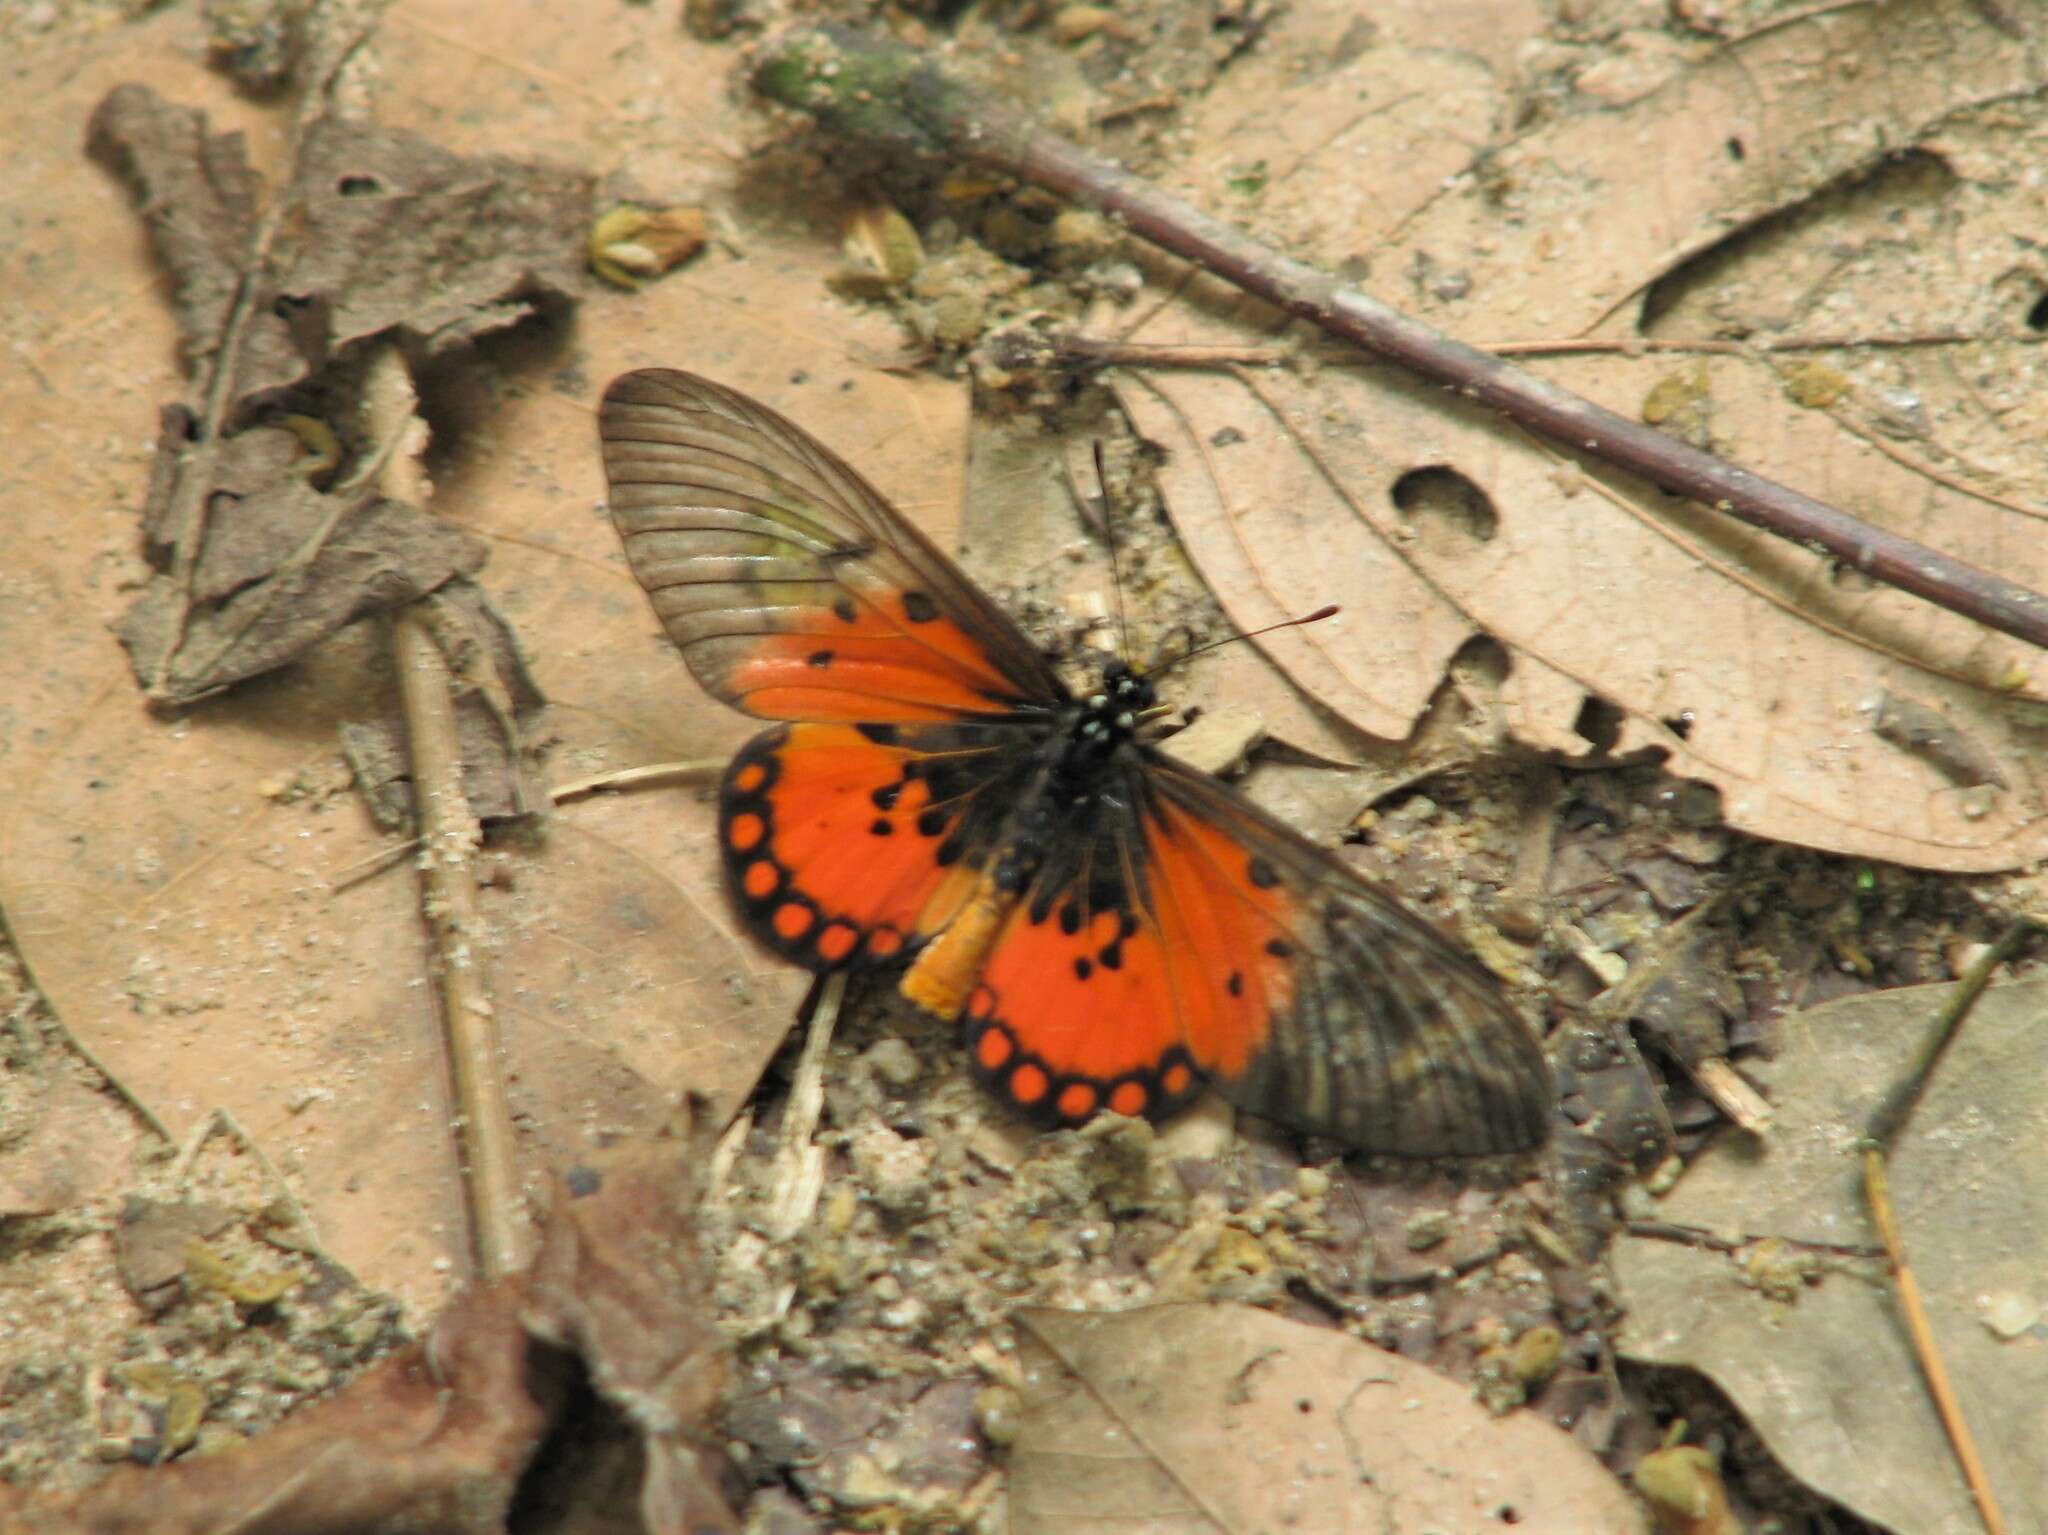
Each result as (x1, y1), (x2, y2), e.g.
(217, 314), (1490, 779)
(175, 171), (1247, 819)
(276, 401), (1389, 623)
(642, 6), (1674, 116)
(764, 973), (845, 1242)
(549, 759), (725, 803)
(367, 345), (527, 1282)
(395, 608), (528, 1281)
(752, 27), (2048, 654)
(329, 758), (727, 892)
(1859, 918), (2038, 1535)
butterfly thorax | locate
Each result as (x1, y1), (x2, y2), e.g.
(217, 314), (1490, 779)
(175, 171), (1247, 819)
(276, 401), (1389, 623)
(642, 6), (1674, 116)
(1051, 663), (1157, 781)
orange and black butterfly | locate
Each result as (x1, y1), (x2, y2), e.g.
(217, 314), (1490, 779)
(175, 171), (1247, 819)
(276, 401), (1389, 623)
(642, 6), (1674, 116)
(599, 371), (1551, 1156)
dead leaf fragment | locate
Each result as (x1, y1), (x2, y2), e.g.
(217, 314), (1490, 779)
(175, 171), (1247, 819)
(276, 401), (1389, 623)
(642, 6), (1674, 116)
(1012, 1304), (1647, 1534)
(1871, 688), (2009, 790)
(1614, 977), (2048, 1533)
(1633, 1437), (1737, 1535)
(0, 1127), (738, 1534)
(117, 473), (488, 705)
(85, 83), (298, 397)
(94, 81), (593, 703)
(281, 111), (591, 369)
(523, 1131), (740, 1535)
(1118, 0), (2048, 872)
(588, 202), (711, 288)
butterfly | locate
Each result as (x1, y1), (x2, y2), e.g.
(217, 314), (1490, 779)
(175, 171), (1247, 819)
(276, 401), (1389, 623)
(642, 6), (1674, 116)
(598, 370), (1551, 1156)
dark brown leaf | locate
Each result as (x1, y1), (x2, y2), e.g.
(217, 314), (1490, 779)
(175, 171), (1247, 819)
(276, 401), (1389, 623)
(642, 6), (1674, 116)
(523, 1128), (741, 1535)
(116, 482), (487, 705)
(85, 83), (299, 398)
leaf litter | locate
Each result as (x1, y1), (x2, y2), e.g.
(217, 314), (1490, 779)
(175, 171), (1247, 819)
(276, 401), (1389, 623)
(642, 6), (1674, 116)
(1, 1), (2045, 1531)
(1111, 0), (2048, 873)
(1613, 976), (2048, 1534)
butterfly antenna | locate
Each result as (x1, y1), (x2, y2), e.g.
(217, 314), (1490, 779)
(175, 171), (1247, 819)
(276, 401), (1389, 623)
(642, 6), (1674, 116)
(1149, 604), (1340, 678)
(1093, 440), (1134, 661)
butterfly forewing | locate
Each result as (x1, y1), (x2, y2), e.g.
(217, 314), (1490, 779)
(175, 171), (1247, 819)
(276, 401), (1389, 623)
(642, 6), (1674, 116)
(1143, 755), (1551, 1155)
(599, 370), (1065, 722)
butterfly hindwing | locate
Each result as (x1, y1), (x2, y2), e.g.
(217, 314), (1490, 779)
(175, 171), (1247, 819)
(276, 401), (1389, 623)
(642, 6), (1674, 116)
(600, 370), (1066, 723)
(954, 747), (1548, 1155)
(720, 717), (1052, 971)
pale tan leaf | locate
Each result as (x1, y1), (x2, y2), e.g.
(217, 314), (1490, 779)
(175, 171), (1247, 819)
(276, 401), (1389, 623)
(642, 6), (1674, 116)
(1613, 976), (2048, 1535)
(1117, 0), (2048, 871)
(1013, 1304), (1648, 1535)
(0, 1), (963, 1307)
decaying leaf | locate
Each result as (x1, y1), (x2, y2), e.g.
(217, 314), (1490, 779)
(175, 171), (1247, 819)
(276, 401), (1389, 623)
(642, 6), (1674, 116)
(523, 1132), (742, 1535)
(89, 80), (593, 705)
(1011, 1304), (1648, 1534)
(0, 1129), (736, 1534)
(589, 202), (711, 289)
(341, 578), (548, 830)
(1114, 0), (2048, 872)
(117, 468), (488, 705)
(1613, 976), (2048, 1534)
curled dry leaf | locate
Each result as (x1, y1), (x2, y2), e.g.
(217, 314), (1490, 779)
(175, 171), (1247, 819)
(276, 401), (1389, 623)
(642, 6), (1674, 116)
(0, 1129), (737, 1535)
(1012, 1304), (1648, 1534)
(1115, 0), (2048, 871)
(1613, 976), (2048, 1534)
(0, 1275), (557, 1535)
(89, 81), (593, 705)
(522, 1132), (741, 1535)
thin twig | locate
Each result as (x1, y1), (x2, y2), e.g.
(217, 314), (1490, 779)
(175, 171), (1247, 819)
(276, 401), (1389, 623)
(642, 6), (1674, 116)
(752, 27), (2048, 653)
(1864, 918), (2038, 1155)
(549, 759), (726, 803)
(367, 346), (527, 1282)
(1048, 328), (2031, 373)
(1858, 919), (2039, 1535)
(764, 973), (844, 1243)
(327, 758), (729, 895)
(1862, 1152), (2007, 1535)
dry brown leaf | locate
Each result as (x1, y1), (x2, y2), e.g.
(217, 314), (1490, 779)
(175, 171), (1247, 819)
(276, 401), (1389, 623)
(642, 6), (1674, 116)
(1012, 1304), (1648, 1534)
(523, 1132), (740, 1535)
(90, 82), (592, 706)
(0, 2), (962, 1307)
(1115, 0), (2048, 871)
(0, 1129), (737, 1535)
(1613, 976), (2048, 1534)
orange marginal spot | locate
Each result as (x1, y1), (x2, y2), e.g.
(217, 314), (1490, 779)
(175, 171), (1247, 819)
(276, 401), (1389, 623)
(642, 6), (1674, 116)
(866, 926), (903, 958)
(816, 923), (859, 962)
(976, 1025), (1014, 1069)
(1162, 1061), (1193, 1097)
(772, 902), (815, 940)
(732, 761), (767, 793)
(1009, 1063), (1050, 1105)
(1109, 1080), (1148, 1117)
(967, 984), (997, 1020)
(743, 859), (781, 899)
(1057, 1081), (1098, 1120)
(728, 812), (765, 851)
